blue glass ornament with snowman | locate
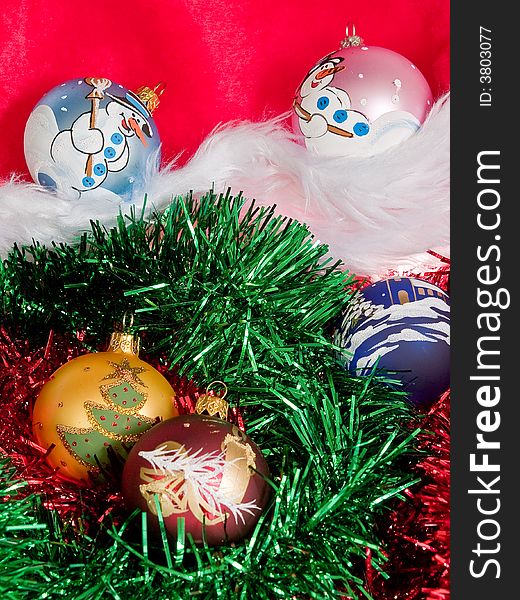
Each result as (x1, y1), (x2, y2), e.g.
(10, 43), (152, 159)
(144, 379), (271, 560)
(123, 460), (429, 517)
(24, 77), (163, 201)
(335, 277), (450, 409)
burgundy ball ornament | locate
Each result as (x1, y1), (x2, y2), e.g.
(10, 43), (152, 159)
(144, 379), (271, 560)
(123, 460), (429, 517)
(122, 414), (271, 546)
(334, 277), (450, 409)
(292, 25), (433, 157)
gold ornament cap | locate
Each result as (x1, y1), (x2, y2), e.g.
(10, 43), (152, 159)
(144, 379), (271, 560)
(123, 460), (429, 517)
(108, 315), (140, 355)
(340, 23), (364, 48)
(195, 381), (229, 420)
(135, 82), (166, 114)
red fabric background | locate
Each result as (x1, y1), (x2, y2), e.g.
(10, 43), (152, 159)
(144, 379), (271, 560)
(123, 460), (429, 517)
(0, 1), (449, 180)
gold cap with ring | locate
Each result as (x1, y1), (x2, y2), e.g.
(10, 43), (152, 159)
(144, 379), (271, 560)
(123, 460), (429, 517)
(195, 381), (229, 421)
(108, 313), (140, 355)
(340, 23), (364, 48)
(135, 82), (166, 114)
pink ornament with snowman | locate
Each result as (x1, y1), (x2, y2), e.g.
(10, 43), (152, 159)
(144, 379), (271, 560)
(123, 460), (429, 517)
(292, 27), (433, 157)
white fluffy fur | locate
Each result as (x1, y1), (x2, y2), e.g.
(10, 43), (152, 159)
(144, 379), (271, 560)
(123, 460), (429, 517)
(0, 95), (449, 277)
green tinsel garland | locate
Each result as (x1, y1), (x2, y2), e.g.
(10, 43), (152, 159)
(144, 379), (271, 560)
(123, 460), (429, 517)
(1, 191), (419, 599)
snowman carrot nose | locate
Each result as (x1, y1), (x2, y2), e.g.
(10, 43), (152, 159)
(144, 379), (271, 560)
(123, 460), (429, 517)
(128, 117), (148, 146)
(315, 65), (345, 80)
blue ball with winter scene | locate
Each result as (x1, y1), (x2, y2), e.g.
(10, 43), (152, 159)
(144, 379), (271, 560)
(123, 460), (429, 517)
(335, 277), (450, 409)
(24, 77), (162, 201)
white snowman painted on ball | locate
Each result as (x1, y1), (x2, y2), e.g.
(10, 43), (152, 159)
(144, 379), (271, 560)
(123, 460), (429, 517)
(293, 52), (424, 157)
(50, 85), (153, 194)
(24, 77), (161, 200)
(294, 56), (371, 150)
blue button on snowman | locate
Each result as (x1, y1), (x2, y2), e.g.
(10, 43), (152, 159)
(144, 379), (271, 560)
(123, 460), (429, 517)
(24, 77), (162, 200)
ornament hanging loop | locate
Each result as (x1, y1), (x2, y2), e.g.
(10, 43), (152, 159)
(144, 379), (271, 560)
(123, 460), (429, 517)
(340, 22), (364, 48)
(121, 312), (135, 331)
(205, 381), (228, 399)
(195, 381), (229, 420)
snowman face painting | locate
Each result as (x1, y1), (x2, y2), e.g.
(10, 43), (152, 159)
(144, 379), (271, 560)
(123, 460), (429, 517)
(24, 78), (161, 200)
(105, 96), (153, 147)
(293, 53), (421, 158)
(299, 56), (345, 97)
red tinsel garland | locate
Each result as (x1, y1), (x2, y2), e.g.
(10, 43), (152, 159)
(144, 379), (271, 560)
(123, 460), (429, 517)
(367, 391), (450, 599)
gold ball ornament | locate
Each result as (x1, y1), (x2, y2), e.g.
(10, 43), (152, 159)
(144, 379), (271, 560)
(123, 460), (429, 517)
(32, 329), (178, 483)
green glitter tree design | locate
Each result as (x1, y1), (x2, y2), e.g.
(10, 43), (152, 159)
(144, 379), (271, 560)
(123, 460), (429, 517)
(57, 359), (157, 471)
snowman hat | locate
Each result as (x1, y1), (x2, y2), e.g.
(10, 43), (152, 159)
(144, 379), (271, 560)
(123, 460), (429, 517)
(106, 91), (151, 119)
(311, 54), (344, 70)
